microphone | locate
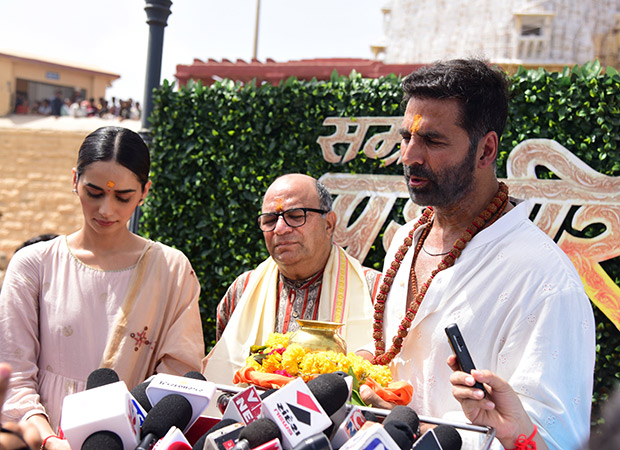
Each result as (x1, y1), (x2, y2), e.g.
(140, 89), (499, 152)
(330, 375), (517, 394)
(221, 385), (263, 425)
(329, 406), (366, 449)
(411, 425), (462, 450)
(232, 418), (282, 450)
(151, 426), (192, 450)
(131, 378), (154, 413)
(86, 368), (120, 390)
(60, 380), (142, 450)
(382, 421), (415, 450)
(146, 373), (216, 431)
(383, 406), (420, 441)
(204, 422), (245, 450)
(184, 371), (207, 381)
(191, 418), (238, 450)
(291, 433), (332, 450)
(81, 430), (123, 450)
(253, 438), (284, 450)
(361, 410), (378, 423)
(137, 394), (193, 450)
(260, 377), (333, 449)
(216, 392), (235, 414)
(306, 373), (350, 437)
(306, 373), (349, 416)
(338, 421), (412, 450)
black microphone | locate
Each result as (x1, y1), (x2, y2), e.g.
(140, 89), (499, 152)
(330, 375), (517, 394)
(361, 410), (378, 422)
(86, 368), (120, 390)
(191, 418), (238, 450)
(306, 373), (349, 416)
(231, 418), (282, 450)
(291, 433), (333, 450)
(184, 371), (207, 381)
(216, 392), (235, 414)
(383, 405), (421, 441)
(260, 388), (277, 399)
(131, 379), (153, 413)
(411, 424), (462, 449)
(306, 372), (350, 436)
(81, 430), (123, 450)
(136, 394), (193, 450)
(383, 420), (415, 450)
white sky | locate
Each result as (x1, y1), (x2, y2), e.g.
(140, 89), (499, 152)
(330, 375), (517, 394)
(0, 0), (384, 102)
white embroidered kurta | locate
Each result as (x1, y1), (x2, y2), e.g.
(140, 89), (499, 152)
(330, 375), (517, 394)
(379, 201), (595, 450)
(0, 236), (204, 431)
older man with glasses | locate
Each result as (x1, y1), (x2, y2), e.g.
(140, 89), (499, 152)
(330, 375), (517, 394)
(203, 174), (382, 385)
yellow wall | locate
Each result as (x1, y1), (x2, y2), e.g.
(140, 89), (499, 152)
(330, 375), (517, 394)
(0, 58), (13, 117)
(0, 52), (119, 116)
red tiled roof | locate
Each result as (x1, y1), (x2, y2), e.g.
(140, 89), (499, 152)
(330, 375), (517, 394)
(175, 58), (424, 85)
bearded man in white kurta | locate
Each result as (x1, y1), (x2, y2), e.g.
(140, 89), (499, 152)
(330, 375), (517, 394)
(359, 59), (595, 450)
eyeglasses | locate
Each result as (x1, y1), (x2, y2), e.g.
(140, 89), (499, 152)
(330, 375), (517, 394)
(257, 207), (328, 232)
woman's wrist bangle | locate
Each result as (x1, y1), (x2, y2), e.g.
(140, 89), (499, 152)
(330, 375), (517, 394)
(505, 424), (537, 450)
(41, 434), (62, 449)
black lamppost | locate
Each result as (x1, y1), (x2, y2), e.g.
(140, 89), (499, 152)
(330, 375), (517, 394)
(141, 0), (172, 133)
(130, 0), (172, 233)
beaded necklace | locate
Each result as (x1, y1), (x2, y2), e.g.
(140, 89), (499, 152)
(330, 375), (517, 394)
(372, 182), (509, 365)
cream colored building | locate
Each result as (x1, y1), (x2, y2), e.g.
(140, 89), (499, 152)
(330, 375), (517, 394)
(0, 49), (119, 117)
(372, 0), (620, 72)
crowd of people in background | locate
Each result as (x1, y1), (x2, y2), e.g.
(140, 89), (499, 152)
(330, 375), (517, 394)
(13, 91), (141, 120)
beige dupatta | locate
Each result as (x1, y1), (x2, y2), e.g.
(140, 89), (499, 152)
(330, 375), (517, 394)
(99, 242), (204, 389)
(203, 245), (373, 385)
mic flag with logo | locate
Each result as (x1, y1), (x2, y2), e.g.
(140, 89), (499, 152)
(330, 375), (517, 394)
(261, 377), (332, 449)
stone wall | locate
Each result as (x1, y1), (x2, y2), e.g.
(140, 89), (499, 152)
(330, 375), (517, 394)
(382, 0), (620, 67)
(0, 128), (86, 277)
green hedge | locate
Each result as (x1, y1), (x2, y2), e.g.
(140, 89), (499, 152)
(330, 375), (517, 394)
(142, 62), (620, 426)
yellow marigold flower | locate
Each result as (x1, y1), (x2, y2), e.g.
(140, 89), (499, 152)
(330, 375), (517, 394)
(262, 351), (283, 373)
(365, 364), (392, 387)
(281, 344), (305, 376)
(264, 332), (291, 349)
(245, 355), (263, 371)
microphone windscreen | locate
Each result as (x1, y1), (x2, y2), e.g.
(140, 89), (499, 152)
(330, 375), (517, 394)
(260, 388), (277, 399)
(383, 405), (420, 436)
(184, 371), (207, 381)
(81, 430), (123, 450)
(238, 418), (282, 447)
(383, 420), (415, 450)
(86, 368), (119, 390)
(130, 380), (152, 412)
(434, 425), (462, 450)
(292, 433), (332, 450)
(141, 394), (193, 439)
(361, 410), (378, 423)
(306, 373), (349, 416)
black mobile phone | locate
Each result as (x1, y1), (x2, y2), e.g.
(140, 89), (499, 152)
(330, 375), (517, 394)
(445, 322), (487, 396)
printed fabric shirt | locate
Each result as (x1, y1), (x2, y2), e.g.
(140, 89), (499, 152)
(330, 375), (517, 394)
(216, 263), (382, 339)
(377, 200), (595, 450)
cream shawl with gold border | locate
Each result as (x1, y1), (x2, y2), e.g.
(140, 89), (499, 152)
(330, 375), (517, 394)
(203, 244), (374, 385)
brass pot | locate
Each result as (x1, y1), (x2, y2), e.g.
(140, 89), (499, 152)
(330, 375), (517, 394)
(288, 319), (347, 354)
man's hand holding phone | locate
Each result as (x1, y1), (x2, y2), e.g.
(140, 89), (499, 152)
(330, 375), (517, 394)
(444, 322), (488, 397)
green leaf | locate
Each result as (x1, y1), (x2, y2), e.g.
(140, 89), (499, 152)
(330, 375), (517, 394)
(349, 389), (368, 407)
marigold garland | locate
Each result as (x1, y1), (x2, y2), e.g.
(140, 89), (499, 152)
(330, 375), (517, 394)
(245, 332), (393, 387)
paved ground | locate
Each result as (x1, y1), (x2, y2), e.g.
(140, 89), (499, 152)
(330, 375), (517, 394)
(0, 114), (142, 131)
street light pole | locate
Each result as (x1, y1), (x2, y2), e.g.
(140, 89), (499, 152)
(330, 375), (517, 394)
(253, 0), (261, 59)
(142, 0), (173, 132)
(130, 0), (173, 234)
